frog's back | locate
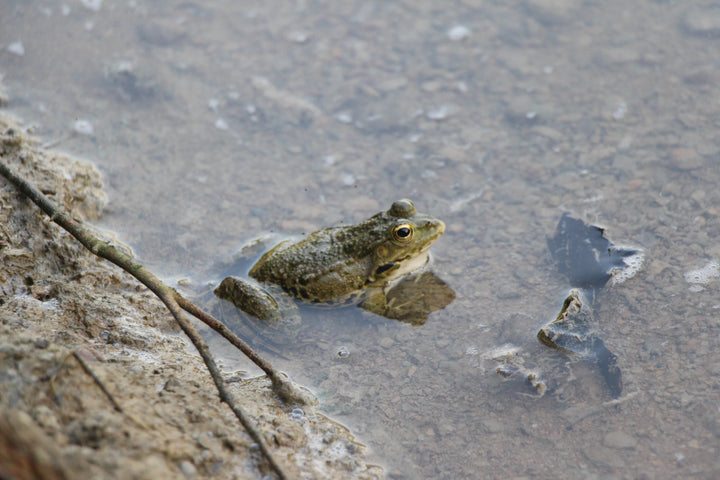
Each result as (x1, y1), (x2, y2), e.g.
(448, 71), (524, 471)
(249, 224), (375, 303)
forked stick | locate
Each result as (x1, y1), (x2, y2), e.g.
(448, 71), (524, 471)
(0, 157), (298, 480)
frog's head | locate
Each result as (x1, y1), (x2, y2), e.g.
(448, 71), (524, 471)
(369, 199), (445, 282)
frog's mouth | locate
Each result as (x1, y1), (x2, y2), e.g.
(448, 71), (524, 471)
(373, 251), (431, 281)
(374, 262), (397, 276)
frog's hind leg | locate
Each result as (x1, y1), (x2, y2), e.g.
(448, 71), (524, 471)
(214, 276), (283, 322)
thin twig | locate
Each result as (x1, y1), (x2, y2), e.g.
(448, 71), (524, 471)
(72, 350), (149, 429)
(72, 351), (124, 413)
(175, 295), (314, 405)
(0, 158), (290, 480)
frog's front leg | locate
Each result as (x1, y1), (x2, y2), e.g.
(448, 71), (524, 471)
(214, 276), (283, 322)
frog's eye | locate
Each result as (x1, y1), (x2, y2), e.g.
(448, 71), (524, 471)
(393, 224), (414, 243)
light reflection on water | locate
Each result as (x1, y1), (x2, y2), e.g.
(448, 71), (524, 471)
(3, 1), (720, 478)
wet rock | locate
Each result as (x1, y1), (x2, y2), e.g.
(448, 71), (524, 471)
(447, 25), (471, 41)
(583, 444), (626, 468)
(137, 20), (187, 46)
(603, 431), (637, 450)
(6, 41), (25, 57)
(523, 0), (576, 25)
(683, 67), (717, 87)
(505, 97), (549, 126)
(178, 460), (197, 479)
(481, 417), (505, 434)
(104, 62), (159, 103)
(682, 8), (720, 37)
(597, 46), (641, 66)
(669, 147), (705, 170)
(379, 336), (395, 349)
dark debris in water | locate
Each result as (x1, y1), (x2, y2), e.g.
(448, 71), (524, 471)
(538, 290), (623, 398)
(539, 214), (641, 398)
(547, 213), (641, 296)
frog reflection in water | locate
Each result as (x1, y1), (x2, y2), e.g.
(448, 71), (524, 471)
(214, 199), (455, 325)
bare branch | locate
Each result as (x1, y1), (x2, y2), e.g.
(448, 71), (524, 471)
(0, 158), (291, 480)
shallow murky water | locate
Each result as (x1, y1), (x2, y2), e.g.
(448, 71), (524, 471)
(3, 0), (720, 478)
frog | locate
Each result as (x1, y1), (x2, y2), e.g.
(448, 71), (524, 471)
(213, 199), (454, 325)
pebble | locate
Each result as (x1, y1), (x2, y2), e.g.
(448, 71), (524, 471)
(481, 418), (505, 433)
(447, 25), (471, 41)
(669, 147), (704, 170)
(285, 30), (310, 44)
(81, 0), (103, 12)
(341, 173), (356, 186)
(426, 105), (452, 120)
(178, 460), (197, 479)
(603, 431), (637, 450)
(335, 112), (353, 124)
(163, 377), (182, 392)
(612, 102), (628, 120)
(377, 77), (408, 92)
(379, 337), (394, 349)
(214, 118), (229, 130)
(73, 119), (94, 136)
(7, 41), (25, 57)
(683, 8), (720, 37)
(137, 19), (186, 46)
(523, 0), (574, 25)
(505, 97), (546, 124)
(583, 445), (626, 468)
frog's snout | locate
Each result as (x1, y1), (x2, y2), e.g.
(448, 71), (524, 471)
(427, 219), (445, 235)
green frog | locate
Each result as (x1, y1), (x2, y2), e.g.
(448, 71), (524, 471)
(214, 199), (453, 324)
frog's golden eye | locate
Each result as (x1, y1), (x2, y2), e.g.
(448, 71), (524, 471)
(393, 224), (414, 243)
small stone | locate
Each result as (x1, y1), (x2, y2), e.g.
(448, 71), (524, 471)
(683, 8), (720, 37)
(377, 76), (408, 92)
(178, 460), (197, 479)
(341, 173), (356, 186)
(137, 19), (187, 46)
(523, 0), (575, 25)
(612, 102), (628, 120)
(285, 30), (310, 43)
(603, 431), (637, 450)
(379, 337), (394, 349)
(7, 41), (25, 57)
(73, 119), (94, 136)
(447, 25), (471, 41)
(482, 418), (505, 433)
(584, 444), (626, 468)
(163, 377), (181, 392)
(426, 105), (452, 120)
(690, 189), (706, 203)
(335, 112), (352, 124)
(81, 0), (103, 12)
(669, 147), (704, 170)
